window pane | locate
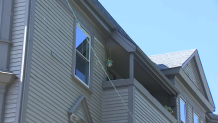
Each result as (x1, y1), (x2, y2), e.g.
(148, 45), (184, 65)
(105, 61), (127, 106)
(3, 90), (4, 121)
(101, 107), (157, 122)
(194, 113), (198, 123)
(76, 26), (89, 60)
(180, 99), (186, 123)
(75, 54), (89, 85)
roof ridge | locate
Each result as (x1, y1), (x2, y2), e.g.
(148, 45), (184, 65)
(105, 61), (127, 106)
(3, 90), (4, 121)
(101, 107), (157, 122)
(181, 49), (197, 67)
(149, 49), (197, 57)
(148, 49), (197, 70)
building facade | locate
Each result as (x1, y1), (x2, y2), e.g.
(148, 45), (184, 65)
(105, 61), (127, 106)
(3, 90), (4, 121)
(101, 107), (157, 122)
(0, 0), (217, 123)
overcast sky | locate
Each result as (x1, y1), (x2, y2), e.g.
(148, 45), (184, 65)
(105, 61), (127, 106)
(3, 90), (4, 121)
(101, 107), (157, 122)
(99, 0), (218, 114)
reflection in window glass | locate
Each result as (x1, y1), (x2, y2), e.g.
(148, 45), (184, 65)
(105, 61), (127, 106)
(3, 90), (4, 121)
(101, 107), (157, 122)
(76, 26), (89, 60)
(180, 99), (186, 123)
(75, 54), (89, 85)
(194, 113), (199, 123)
(75, 26), (90, 86)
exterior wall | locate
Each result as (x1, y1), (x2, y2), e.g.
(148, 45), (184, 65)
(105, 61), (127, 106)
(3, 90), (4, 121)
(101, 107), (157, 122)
(187, 104), (193, 123)
(183, 58), (205, 97)
(25, 0), (106, 122)
(174, 77), (206, 123)
(135, 88), (171, 123)
(102, 87), (129, 123)
(176, 95), (180, 123)
(4, 0), (27, 122)
(75, 107), (86, 122)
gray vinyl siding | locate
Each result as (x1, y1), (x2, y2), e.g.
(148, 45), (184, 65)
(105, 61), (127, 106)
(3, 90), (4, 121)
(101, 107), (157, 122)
(187, 104), (193, 123)
(200, 118), (204, 123)
(135, 89), (170, 123)
(9, 0), (26, 76)
(177, 96), (180, 123)
(4, 0), (26, 122)
(183, 58), (205, 97)
(25, 0), (105, 122)
(102, 87), (129, 123)
(75, 107), (86, 122)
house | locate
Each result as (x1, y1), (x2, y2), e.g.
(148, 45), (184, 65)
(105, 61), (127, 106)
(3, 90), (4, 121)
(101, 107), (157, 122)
(0, 0), (217, 123)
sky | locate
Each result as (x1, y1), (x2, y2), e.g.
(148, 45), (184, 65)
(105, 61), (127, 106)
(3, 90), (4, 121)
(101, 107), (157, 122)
(99, 0), (218, 114)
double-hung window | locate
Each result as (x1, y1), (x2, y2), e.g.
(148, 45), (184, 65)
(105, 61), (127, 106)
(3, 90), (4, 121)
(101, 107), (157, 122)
(193, 113), (199, 123)
(180, 98), (186, 123)
(74, 25), (91, 87)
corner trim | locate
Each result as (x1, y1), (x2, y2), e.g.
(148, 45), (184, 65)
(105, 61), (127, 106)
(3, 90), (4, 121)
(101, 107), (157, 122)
(19, 0), (36, 122)
(15, 0), (31, 121)
(128, 85), (135, 123)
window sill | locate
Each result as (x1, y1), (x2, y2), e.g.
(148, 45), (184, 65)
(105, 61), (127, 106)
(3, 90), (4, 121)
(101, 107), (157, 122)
(71, 74), (92, 94)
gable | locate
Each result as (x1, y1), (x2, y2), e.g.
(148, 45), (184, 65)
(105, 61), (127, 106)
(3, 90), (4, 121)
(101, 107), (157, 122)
(183, 57), (206, 97)
(68, 96), (92, 123)
(181, 51), (215, 108)
(149, 49), (215, 108)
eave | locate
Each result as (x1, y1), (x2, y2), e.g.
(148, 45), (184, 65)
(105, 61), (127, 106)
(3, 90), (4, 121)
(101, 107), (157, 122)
(135, 47), (180, 96)
(57, 0), (115, 38)
(162, 67), (215, 112)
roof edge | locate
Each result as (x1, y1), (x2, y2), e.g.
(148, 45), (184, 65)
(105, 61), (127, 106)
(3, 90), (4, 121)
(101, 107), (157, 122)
(136, 47), (180, 95)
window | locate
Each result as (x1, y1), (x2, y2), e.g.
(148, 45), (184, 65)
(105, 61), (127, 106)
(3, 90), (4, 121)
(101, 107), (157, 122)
(193, 113), (199, 123)
(74, 25), (91, 86)
(180, 98), (186, 123)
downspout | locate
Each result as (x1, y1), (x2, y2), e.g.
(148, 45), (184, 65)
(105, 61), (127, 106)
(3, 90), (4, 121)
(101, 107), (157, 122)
(14, 0), (31, 122)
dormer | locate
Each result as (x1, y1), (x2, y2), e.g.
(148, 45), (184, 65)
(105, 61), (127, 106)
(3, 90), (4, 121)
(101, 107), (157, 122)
(149, 49), (215, 122)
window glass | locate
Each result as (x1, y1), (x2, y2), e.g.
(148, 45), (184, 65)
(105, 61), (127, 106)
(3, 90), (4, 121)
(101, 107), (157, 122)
(75, 54), (89, 85)
(194, 113), (199, 123)
(180, 99), (186, 123)
(76, 26), (89, 60)
(75, 26), (90, 86)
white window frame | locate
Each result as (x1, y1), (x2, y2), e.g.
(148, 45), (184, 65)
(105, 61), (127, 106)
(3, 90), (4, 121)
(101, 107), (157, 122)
(73, 23), (92, 88)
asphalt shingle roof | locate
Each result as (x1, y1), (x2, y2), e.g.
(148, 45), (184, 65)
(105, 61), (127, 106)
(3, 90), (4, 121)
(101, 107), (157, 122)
(149, 49), (197, 70)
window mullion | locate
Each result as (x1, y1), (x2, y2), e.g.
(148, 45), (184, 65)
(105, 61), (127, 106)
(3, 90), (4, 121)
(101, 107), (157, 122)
(76, 50), (89, 63)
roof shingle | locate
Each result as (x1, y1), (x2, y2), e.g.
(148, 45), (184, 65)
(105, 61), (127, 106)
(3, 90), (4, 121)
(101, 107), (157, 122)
(149, 49), (196, 70)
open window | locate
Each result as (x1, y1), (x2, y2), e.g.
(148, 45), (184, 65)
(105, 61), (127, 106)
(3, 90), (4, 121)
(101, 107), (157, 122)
(180, 98), (186, 123)
(74, 25), (91, 87)
(68, 96), (92, 123)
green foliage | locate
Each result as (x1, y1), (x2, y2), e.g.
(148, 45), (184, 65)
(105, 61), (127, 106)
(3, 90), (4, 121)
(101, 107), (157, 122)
(107, 58), (113, 63)
(164, 105), (173, 113)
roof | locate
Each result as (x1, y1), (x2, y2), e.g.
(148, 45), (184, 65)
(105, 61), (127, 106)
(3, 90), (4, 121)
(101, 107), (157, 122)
(149, 49), (196, 70)
(90, 0), (137, 45)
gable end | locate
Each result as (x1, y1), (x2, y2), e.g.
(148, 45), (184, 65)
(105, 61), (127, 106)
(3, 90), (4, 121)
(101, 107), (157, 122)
(183, 57), (206, 97)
